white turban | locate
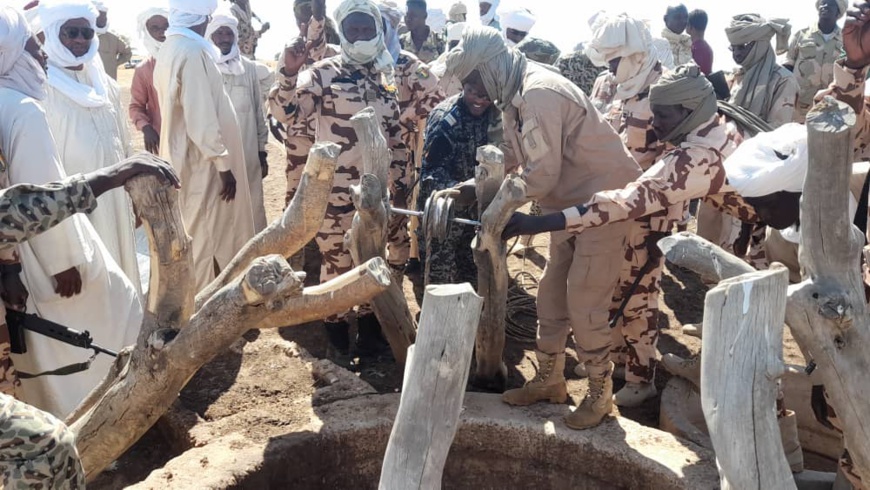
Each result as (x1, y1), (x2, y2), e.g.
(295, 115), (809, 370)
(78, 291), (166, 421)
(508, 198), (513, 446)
(586, 13), (658, 101)
(137, 6), (169, 58)
(723, 123), (808, 197)
(40, 0), (100, 68)
(0, 5), (46, 100)
(447, 21), (465, 42)
(479, 0), (499, 26)
(92, 0), (107, 12)
(24, 5), (42, 34)
(427, 8), (447, 32)
(205, 6), (243, 75)
(501, 7), (535, 33)
(334, 0), (393, 75)
(92, 0), (107, 34)
(168, 0), (216, 29)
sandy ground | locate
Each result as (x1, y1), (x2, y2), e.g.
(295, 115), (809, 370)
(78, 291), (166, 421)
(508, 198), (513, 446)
(90, 66), (816, 487)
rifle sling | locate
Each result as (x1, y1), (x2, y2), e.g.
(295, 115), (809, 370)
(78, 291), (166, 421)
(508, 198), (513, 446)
(17, 358), (94, 379)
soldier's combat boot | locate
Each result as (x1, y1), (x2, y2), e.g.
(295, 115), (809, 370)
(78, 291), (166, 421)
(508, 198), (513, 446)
(356, 313), (390, 359)
(565, 361), (614, 430)
(324, 320), (354, 370)
(574, 362), (625, 380)
(502, 351), (568, 406)
(613, 381), (657, 408)
(661, 353), (701, 388)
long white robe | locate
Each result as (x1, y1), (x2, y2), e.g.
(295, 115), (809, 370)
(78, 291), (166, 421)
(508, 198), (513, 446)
(43, 65), (140, 294)
(221, 57), (268, 232)
(155, 35), (255, 291)
(0, 87), (143, 418)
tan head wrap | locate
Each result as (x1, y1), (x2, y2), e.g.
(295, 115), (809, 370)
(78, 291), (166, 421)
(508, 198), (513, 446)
(443, 24), (527, 110)
(649, 64), (718, 145)
(726, 14), (791, 120)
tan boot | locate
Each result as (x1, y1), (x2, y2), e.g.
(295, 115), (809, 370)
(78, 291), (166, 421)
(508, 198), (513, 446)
(661, 353), (701, 388)
(779, 410), (804, 473)
(574, 362), (625, 380)
(503, 351), (568, 406)
(565, 361), (614, 430)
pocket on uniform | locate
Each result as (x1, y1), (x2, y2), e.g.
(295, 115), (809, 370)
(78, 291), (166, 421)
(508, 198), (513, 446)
(521, 116), (551, 163)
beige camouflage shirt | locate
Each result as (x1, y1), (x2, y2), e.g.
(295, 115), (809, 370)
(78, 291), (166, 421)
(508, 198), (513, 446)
(561, 114), (759, 234)
(400, 29), (446, 64)
(816, 60), (870, 161)
(231, 3), (260, 59)
(729, 65), (800, 128)
(268, 57), (407, 207)
(787, 24), (843, 121)
(395, 51), (445, 148)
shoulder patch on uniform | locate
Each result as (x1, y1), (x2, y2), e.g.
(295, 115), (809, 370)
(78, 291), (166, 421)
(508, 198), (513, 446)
(416, 65), (430, 79)
(444, 113), (457, 127)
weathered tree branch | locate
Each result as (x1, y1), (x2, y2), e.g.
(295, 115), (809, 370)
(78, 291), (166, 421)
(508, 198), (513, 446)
(701, 267), (794, 490)
(659, 232), (754, 284)
(196, 142), (340, 307)
(472, 146), (529, 391)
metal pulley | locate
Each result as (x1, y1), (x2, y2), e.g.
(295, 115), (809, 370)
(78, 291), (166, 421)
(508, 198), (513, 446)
(390, 195), (480, 242)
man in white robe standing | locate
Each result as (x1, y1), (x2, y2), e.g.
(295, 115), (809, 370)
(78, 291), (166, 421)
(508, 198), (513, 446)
(39, 0), (140, 292)
(155, 0), (255, 291)
(207, 7), (268, 232)
(0, 4), (143, 418)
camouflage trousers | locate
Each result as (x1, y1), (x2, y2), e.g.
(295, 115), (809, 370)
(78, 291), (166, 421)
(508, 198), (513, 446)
(386, 158), (413, 269)
(317, 203), (372, 322)
(283, 135), (314, 206)
(418, 206), (478, 288)
(609, 221), (663, 384)
(0, 394), (84, 490)
(0, 315), (21, 397)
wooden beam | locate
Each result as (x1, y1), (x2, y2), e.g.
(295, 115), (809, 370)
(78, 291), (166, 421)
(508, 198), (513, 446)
(379, 283), (483, 490)
(700, 266), (795, 490)
(659, 232), (754, 284)
(472, 146), (529, 391)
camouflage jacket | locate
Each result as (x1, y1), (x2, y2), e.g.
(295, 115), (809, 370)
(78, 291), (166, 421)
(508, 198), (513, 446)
(557, 51), (602, 96)
(418, 94), (499, 205)
(818, 60), (870, 160)
(268, 56), (407, 207)
(231, 3), (260, 59)
(395, 51), (445, 147)
(516, 37), (561, 66)
(596, 65), (666, 171)
(561, 114), (759, 234)
(729, 65), (800, 128)
(400, 29), (446, 64)
(787, 25), (843, 110)
(590, 71), (617, 115)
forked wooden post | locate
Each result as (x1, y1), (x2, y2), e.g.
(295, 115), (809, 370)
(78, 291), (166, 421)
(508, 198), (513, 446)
(379, 284), (483, 490)
(346, 108), (416, 363)
(472, 146), (529, 391)
(785, 97), (870, 483)
(701, 266), (795, 490)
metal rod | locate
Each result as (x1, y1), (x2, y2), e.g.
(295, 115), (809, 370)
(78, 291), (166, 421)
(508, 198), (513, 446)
(390, 207), (481, 227)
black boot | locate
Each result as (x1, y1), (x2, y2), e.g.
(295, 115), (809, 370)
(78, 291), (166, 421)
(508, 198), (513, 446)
(324, 320), (354, 370)
(356, 314), (390, 359)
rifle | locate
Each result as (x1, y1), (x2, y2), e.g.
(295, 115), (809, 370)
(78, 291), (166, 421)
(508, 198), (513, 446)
(7, 310), (118, 378)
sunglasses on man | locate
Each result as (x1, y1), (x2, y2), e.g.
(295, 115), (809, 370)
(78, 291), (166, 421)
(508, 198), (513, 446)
(61, 26), (95, 40)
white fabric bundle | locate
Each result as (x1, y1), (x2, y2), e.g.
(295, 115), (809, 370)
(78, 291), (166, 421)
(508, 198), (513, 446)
(723, 123), (808, 197)
(137, 5), (169, 58)
(0, 5), (46, 100)
(205, 6), (244, 75)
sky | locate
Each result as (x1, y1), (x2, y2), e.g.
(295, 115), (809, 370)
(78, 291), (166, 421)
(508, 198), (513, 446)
(85, 0), (827, 72)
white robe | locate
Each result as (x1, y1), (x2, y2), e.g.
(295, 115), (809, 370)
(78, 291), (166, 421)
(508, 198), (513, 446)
(0, 87), (143, 418)
(43, 65), (140, 294)
(155, 35), (255, 291)
(221, 57), (268, 232)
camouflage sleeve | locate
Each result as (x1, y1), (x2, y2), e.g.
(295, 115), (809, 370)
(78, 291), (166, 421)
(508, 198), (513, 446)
(767, 73), (799, 128)
(268, 66), (322, 128)
(306, 17), (329, 63)
(785, 31), (799, 67)
(817, 61), (870, 159)
(560, 148), (722, 234)
(400, 61), (445, 127)
(703, 190), (761, 224)
(0, 175), (98, 253)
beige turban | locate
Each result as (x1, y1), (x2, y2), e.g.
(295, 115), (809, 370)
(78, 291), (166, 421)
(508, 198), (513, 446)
(649, 64), (718, 144)
(726, 14), (791, 119)
(448, 1), (467, 22)
(725, 13), (791, 55)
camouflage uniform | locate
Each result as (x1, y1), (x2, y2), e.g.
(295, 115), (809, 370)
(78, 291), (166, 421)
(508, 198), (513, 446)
(594, 63), (666, 171)
(231, 3), (261, 59)
(281, 18), (340, 206)
(387, 52), (446, 270)
(269, 51), (407, 321)
(556, 51), (603, 96)
(516, 37), (561, 66)
(786, 24), (843, 123)
(417, 93), (498, 286)
(728, 65), (799, 129)
(562, 115), (759, 383)
(589, 70), (617, 116)
(0, 172), (98, 490)
(399, 29), (446, 64)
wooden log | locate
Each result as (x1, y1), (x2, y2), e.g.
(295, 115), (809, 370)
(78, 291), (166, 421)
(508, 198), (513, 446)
(785, 97), (870, 483)
(195, 142), (340, 307)
(700, 266), (795, 490)
(345, 108), (416, 364)
(379, 284), (484, 490)
(659, 232), (754, 284)
(472, 146), (529, 391)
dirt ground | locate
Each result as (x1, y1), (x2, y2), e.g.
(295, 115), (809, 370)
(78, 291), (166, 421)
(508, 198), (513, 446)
(92, 66), (810, 488)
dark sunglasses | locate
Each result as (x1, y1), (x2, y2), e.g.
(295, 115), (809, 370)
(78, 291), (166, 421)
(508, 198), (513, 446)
(61, 26), (95, 40)
(729, 41), (755, 52)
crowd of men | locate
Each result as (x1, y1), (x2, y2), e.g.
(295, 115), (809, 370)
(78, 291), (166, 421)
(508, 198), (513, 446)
(0, 0), (868, 487)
